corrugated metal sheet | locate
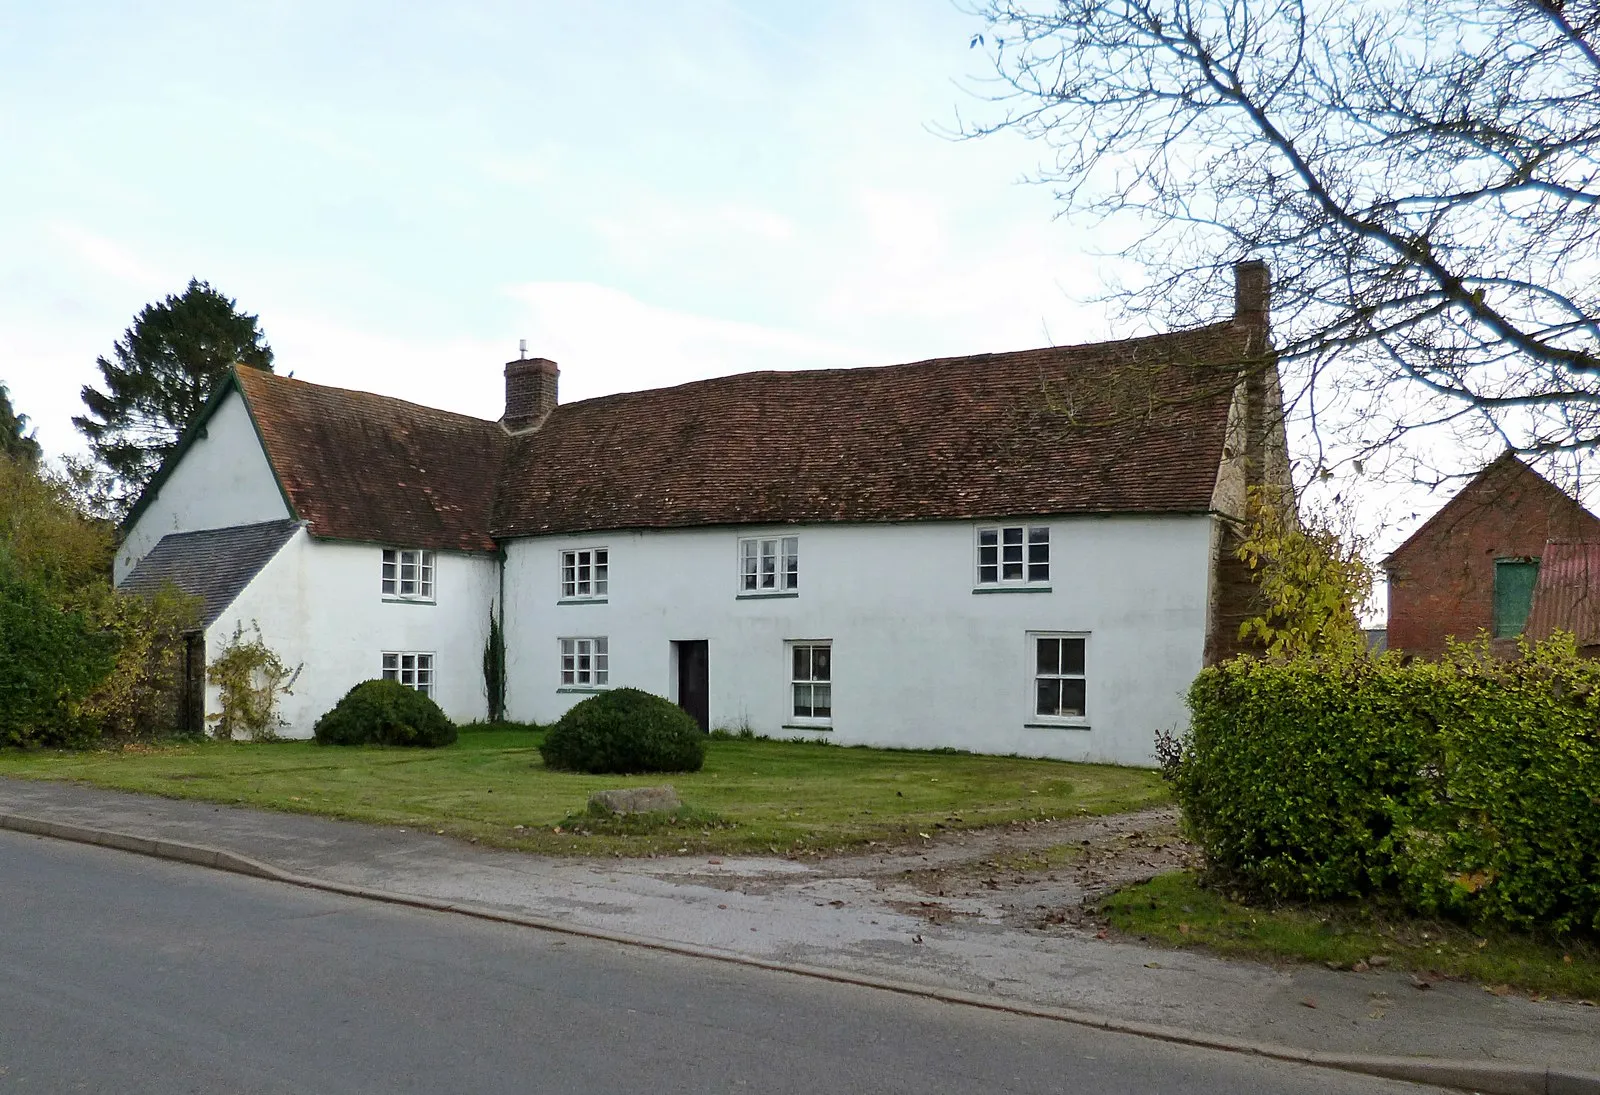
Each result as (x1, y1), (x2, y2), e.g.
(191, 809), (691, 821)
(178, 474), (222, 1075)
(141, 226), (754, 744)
(1523, 539), (1600, 645)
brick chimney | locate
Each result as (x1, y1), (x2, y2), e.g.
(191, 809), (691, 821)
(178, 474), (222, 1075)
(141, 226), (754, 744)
(503, 355), (558, 432)
(1233, 259), (1270, 333)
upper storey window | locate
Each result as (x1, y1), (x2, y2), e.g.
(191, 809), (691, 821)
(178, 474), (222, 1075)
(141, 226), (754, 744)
(976, 526), (1050, 587)
(561, 548), (609, 600)
(739, 536), (798, 594)
(382, 549), (435, 601)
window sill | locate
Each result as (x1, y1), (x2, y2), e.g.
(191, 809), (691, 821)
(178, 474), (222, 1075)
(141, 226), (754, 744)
(736, 591), (799, 600)
(381, 597), (437, 606)
(1023, 721), (1090, 731)
(971, 585), (1051, 595)
(556, 685), (610, 694)
(557, 598), (609, 606)
(782, 723), (832, 732)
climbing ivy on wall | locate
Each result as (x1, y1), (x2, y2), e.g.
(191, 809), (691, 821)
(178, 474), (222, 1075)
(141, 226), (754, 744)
(206, 622), (299, 741)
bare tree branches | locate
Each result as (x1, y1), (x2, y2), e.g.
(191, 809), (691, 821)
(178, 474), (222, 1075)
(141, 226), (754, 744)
(965, 0), (1600, 468)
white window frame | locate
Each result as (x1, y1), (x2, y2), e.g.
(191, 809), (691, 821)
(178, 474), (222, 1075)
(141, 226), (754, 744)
(559, 636), (609, 688)
(560, 547), (609, 601)
(738, 536), (799, 594)
(787, 640), (832, 726)
(381, 549), (436, 602)
(381, 651), (435, 697)
(1030, 632), (1087, 725)
(976, 525), (1050, 587)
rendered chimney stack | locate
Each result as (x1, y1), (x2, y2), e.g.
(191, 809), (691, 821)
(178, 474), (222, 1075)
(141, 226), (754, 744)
(504, 356), (559, 432)
(1233, 259), (1270, 330)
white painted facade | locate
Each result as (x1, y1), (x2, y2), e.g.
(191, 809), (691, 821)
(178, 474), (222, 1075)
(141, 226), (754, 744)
(117, 376), (1226, 763)
(205, 530), (500, 734)
(502, 517), (1215, 765)
(114, 389), (289, 583)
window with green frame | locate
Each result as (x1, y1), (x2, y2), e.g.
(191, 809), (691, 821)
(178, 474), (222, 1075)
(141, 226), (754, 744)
(1493, 558), (1541, 638)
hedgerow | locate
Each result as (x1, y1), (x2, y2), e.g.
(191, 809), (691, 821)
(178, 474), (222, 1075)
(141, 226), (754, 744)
(1171, 635), (1600, 934)
(0, 556), (116, 748)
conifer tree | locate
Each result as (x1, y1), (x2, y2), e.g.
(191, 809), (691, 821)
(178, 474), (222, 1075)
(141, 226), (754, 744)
(75, 279), (273, 513)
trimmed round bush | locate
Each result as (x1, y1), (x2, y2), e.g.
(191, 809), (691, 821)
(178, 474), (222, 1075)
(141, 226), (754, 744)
(313, 679), (458, 748)
(540, 687), (705, 774)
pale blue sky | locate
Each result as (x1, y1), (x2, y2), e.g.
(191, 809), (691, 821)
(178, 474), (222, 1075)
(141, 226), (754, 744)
(0, 0), (1170, 463)
(5, 0), (1496, 606)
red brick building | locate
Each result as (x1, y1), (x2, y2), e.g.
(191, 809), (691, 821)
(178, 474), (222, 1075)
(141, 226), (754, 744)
(1384, 454), (1600, 658)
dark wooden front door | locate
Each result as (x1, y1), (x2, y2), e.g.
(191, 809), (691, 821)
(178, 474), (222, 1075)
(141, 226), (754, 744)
(180, 632), (206, 737)
(675, 640), (709, 732)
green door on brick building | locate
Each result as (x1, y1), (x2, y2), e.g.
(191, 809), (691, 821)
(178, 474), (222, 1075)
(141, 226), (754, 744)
(1493, 558), (1541, 638)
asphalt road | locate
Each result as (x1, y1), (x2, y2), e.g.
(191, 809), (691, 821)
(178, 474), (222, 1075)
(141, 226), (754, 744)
(0, 831), (1436, 1095)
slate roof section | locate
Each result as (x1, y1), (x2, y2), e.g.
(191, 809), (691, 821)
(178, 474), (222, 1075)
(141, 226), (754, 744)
(235, 369), (505, 553)
(492, 322), (1253, 537)
(120, 520), (301, 628)
(1523, 540), (1600, 646)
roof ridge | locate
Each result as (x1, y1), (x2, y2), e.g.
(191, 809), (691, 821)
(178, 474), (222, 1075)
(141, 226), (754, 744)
(237, 367), (500, 431)
(146, 517), (301, 543)
(545, 319), (1244, 417)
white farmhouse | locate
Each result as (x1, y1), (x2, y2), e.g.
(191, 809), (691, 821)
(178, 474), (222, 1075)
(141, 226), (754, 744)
(116, 262), (1285, 765)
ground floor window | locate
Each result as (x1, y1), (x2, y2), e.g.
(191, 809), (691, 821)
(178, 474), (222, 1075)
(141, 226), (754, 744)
(382, 651), (434, 697)
(560, 637), (608, 687)
(1032, 634), (1086, 720)
(789, 641), (832, 723)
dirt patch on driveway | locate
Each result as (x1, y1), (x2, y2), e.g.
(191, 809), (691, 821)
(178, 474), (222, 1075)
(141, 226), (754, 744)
(661, 805), (1196, 931)
(865, 806), (1197, 931)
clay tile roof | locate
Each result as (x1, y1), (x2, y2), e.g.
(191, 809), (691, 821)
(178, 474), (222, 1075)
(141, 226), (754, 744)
(120, 519), (300, 627)
(236, 369), (504, 553)
(492, 322), (1251, 537)
(1524, 539), (1600, 645)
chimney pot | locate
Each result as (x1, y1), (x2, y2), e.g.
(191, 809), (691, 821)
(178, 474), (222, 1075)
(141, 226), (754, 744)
(504, 356), (558, 431)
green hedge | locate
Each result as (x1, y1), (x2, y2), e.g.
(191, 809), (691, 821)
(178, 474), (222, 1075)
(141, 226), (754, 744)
(1173, 638), (1600, 934)
(0, 560), (115, 749)
(313, 679), (458, 748)
(540, 688), (705, 774)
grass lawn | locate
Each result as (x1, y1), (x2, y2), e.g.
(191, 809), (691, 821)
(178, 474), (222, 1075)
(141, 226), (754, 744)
(1102, 871), (1600, 1001)
(0, 727), (1169, 857)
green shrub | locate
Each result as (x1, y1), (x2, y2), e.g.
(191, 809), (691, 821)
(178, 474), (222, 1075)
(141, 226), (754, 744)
(1172, 636), (1600, 934)
(0, 557), (116, 748)
(313, 679), (458, 748)
(540, 688), (705, 774)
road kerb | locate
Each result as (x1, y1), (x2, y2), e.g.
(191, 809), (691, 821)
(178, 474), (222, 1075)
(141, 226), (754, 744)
(3, 810), (1595, 1095)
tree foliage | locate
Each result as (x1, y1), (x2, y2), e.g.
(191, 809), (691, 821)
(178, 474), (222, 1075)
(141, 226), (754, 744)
(0, 452), (200, 745)
(74, 279), (272, 513)
(0, 552), (116, 749)
(0, 382), (40, 463)
(966, 0), (1600, 465)
(0, 453), (114, 602)
(483, 608), (506, 723)
(1235, 485), (1374, 657)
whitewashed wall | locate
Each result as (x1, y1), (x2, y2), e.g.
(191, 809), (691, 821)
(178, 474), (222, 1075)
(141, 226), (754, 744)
(501, 516), (1215, 765)
(208, 531), (500, 736)
(115, 389), (289, 583)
